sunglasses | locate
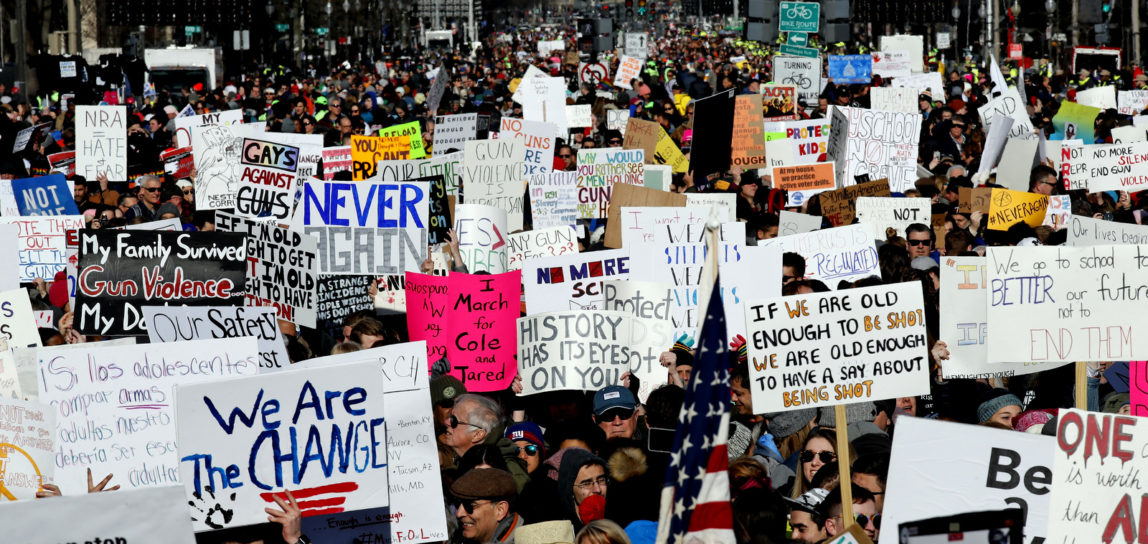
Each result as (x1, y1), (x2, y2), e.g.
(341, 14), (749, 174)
(515, 444), (540, 456)
(800, 450), (836, 464)
(608, 139), (622, 145)
(559, 153), (572, 158)
(906, 239), (930, 246)
(144, 187), (162, 193)
(182, 189), (194, 195)
(449, 414), (482, 430)
(455, 500), (490, 514)
(851, 513), (881, 529)
(594, 407), (635, 423)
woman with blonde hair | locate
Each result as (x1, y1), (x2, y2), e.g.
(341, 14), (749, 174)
(790, 428), (855, 499)
(575, 519), (631, 544)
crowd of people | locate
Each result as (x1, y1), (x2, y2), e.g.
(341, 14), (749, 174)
(1, 15), (1145, 544)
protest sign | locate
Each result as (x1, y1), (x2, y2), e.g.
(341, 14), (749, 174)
(463, 139), (527, 231)
(986, 188), (1049, 231)
(1049, 408), (1148, 543)
(37, 337), (258, 493)
(938, 257), (1054, 379)
(764, 118), (833, 204)
(380, 121), (427, 159)
(996, 136), (1040, 191)
(771, 162), (835, 194)
(575, 148), (645, 219)
(879, 417), (1053, 544)
(854, 197), (931, 239)
(418, 151), (463, 196)
(0, 223), (16, 290)
(291, 342), (448, 544)
(1051, 101), (1100, 143)
(405, 272), (451, 363)
(878, 35), (924, 72)
(11, 174), (78, 216)
(744, 282), (929, 414)
(868, 86), (917, 113)
(645, 164), (672, 190)
(1111, 124), (1148, 143)
(607, 109), (631, 135)
(623, 118), (689, 173)
(1062, 140), (1148, 192)
(761, 85), (798, 121)
(980, 86), (1035, 139)
(566, 105), (593, 128)
(1118, 90), (1148, 115)
(828, 55), (872, 84)
(143, 305), (289, 372)
(172, 109), (243, 148)
(891, 72), (945, 104)
(537, 39), (564, 54)
(529, 171), (579, 228)
(691, 89), (737, 184)
(351, 135), (399, 180)
(316, 275), (374, 341)
(827, 107), (921, 193)
(614, 55), (643, 89)
(870, 51), (912, 79)
(522, 249), (630, 314)
(47, 150), (76, 178)
(720, 242), (784, 342)
(759, 223), (879, 285)
(518, 310), (672, 399)
(176, 361), (387, 531)
(0, 215), (82, 283)
(426, 65), (449, 113)
(779, 211), (823, 236)
(958, 187), (994, 214)
(454, 203), (508, 273)
(731, 94), (767, 169)
(294, 178), (430, 275)
(517, 74), (567, 131)
(161, 146), (195, 179)
(74, 230), (248, 336)
(0, 347), (20, 397)
(1043, 195), (1071, 230)
(373, 164), (451, 245)
(819, 179), (892, 227)
(10, 122), (50, 154)
(0, 180), (18, 216)
(986, 245), (1148, 363)
(75, 106), (127, 181)
(234, 137), (300, 220)
(434, 113), (478, 154)
(441, 272), (520, 391)
(602, 183), (687, 248)
(192, 124), (245, 209)
(322, 146), (353, 180)
(1066, 214), (1148, 246)
(507, 226), (578, 270)
(0, 486), (196, 543)
(0, 395), (54, 500)
(774, 56), (821, 106)
(0, 288), (42, 348)
(1076, 85), (1117, 110)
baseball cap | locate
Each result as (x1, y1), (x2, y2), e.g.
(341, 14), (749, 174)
(593, 385), (636, 415)
(782, 487), (830, 514)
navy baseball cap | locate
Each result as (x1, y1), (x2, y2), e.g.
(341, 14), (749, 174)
(593, 385), (637, 415)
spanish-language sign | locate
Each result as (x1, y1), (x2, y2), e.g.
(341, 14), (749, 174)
(880, 417), (1053, 544)
(294, 178), (429, 275)
(0, 288), (42, 348)
(731, 94), (767, 168)
(75, 230), (248, 336)
(454, 203), (508, 273)
(827, 106), (921, 193)
(215, 212), (317, 327)
(11, 174), (78, 216)
(1049, 408), (1148, 543)
(529, 171), (579, 228)
(380, 120), (426, 159)
(405, 272), (451, 363)
(522, 249), (631, 314)
(37, 338), (258, 493)
(322, 146), (353, 180)
(0, 215), (82, 282)
(291, 343), (448, 544)
(0, 486), (197, 543)
(316, 275), (374, 341)
(774, 56), (821, 106)
(463, 139), (527, 231)
(507, 226), (578, 270)
(235, 137), (300, 220)
(176, 361), (387, 531)
(518, 310), (672, 398)
(444, 271), (520, 391)
(434, 113), (478, 154)
(1062, 140), (1148, 193)
(1066, 214), (1148, 246)
(759, 223), (879, 285)
(499, 117), (556, 176)
(576, 148), (645, 219)
(986, 188), (1049, 231)
(0, 395), (54, 500)
(828, 55), (872, 84)
(744, 282), (929, 414)
(987, 245), (1148, 363)
(143, 305), (289, 372)
(854, 196), (931, 239)
(75, 105), (126, 181)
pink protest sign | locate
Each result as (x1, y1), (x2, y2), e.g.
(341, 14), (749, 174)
(405, 272), (451, 365)
(1132, 361), (1148, 417)
(445, 271), (521, 391)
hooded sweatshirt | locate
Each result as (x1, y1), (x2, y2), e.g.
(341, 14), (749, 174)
(556, 448), (608, 531)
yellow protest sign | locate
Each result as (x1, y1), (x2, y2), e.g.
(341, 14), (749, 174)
(379, 121), (426, 159)
(987, 188), (1049, 231)
(351, 134), (413, 180)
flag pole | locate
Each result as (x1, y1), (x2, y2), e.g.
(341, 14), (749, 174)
(834, 404), (854, 524)
(695, 211), (722, 338)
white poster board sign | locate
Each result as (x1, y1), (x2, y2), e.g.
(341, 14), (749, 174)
(878, 35), (924, 72)
(506, 225), (579, 270)
(779, 210), (822, 236)
(143, 306), (291, 372)
(854, 197), (931, 239)
(826, 107), (920, 192)
(0, 288), (42, 348)
(462, 139), (527, 231)
(522, 249), (630, 314)
(1066, 214), (1148, 246)
(75, 106), (127, 181)
(759, 223), (878, 285)
(0, 395), (55, 500)
(0, 485), (196, 543)
(454, 203), (509, 273)
(529, 171), (579, 228)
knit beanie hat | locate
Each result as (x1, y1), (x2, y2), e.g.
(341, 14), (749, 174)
(977, 389), (1022, 423)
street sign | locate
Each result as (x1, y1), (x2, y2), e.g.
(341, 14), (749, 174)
(779, 1), (820, 33)
(184, 25), (202, 34)
(579, 62), (610, 84)
(316, 27), (329, 36)
(788, 32), (808, 47)
(779, 44), (819, 59)
(275, 23), (290, 32)
(1008, 43), (1023, 60)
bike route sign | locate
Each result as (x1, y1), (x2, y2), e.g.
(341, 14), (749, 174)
(779, 2), (819, 33)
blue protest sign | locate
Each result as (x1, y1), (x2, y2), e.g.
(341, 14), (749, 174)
(11, 174), (78, 216)
(828, 55), (873, 84)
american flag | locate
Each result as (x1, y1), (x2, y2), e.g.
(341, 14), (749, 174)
(655, 278), (735, 544)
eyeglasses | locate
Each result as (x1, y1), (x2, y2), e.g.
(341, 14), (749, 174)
(515, 444), (540, 456)
(182, 189), (194, 195)
(906, 239), (931, 247)
(456, 500), (491, 514)
(144, 187), (162, 193)
(800, 450), (836, 464)
(449, 415), (483, 430)
(843, 513), (881, 529)
(574, 476), (608, 490)
(594, 407), (635, 424)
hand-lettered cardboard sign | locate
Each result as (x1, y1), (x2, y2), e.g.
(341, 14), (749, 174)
(986, 188), (1049, 231)
(818, 178), (891, 227)
(576, 148), (645, 219)
(11, 174), (79, 216)
(75, 230), (248, 336)
(234, 137), (301, 220)
(731, 94), (768, 169)
(507, 226), (579, 270)
(744, 282), (930, 414)
(522, 249), (631, 314)
(1066, 214), (1148, 246)
(462, 139), (527, 231)
(759, 223), (878, 285)
(603, 183), (687, 249)
(0, 486), (197, 543)
(986, 245), (1148, 363)
(143, 305), (290, 372)
(827, 106), (921, 193)
(37, 338), (258, 494)
(529, 171), (579, 229)
(294, 179), (430, 275)
(0, 395), (55, 500)
(176, 360), (388, 532)
(0, 215), (84, 283)
(215, 212), (318, 327)
(441, 272), (520, 391)
(854, 197), (931, 239)
(454, 203), (509, 274)
(75, 106), (127, 181)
